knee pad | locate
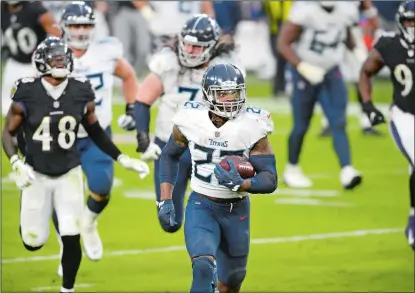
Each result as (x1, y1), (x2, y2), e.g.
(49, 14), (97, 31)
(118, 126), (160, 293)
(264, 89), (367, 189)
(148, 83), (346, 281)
(158, 217), (182, 233)
(223, 268), (247, 288)
(192, 257), (215, 283)
(19, 226), (45, 251)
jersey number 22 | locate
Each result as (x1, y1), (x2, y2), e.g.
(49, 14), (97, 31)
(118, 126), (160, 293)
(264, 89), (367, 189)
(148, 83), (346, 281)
(33, 116), (77, 151)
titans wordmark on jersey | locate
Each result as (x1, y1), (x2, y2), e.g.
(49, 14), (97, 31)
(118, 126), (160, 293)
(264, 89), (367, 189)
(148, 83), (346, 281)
(71, 37), (123, 137)
(173, 101), (274, 199)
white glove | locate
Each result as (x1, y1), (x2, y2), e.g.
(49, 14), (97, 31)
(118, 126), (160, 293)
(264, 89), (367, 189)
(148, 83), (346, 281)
(352, 47), (368, 64)
(117, 114), (136, 131)
(117, 154), (150, 179)
(140, 142), (162, 162)
(10, 155), (35, 189)
(140, 5), (155, 22)
(297, 61), (326, 85)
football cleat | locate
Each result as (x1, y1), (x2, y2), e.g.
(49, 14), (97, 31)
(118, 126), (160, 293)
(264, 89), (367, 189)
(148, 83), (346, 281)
(405, 213), (415, 250)
(340, 165), (362, 190)
(80, 213), (103, 261)
(283, 164), (313, 188)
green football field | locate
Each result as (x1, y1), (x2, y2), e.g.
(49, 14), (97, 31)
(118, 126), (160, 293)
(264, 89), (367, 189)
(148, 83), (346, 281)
(1, 76), (414, 292)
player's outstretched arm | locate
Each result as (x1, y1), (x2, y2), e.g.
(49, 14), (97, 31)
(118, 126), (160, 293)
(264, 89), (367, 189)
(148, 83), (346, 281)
(2, 102), (24, 159)
(134, 72), (164, 158)
(239, 136), (278, 194)
(114, 58), (139, 131)
(82, 101), (150, 178)
(359, 49), (386, 126)
(159, 125), (189, 201)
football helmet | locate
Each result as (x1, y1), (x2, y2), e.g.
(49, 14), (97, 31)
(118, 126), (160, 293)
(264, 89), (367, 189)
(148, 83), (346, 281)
(33, 37), (73, 78)
(60, 1), (96, 50)
(201, 63), (246, 119)
(178, 14), (221, 68)
(397, 1), (415, 45)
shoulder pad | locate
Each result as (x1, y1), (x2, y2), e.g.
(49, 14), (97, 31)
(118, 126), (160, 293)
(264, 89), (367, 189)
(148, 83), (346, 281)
(288, 2), (309, 26)
(69, 77), (95, 102)
(95, 37), (123, 60)
(148, 47), (180, 76)
(374, 34), (396, 52)
(173, 101), (206, 137)
(11, 77), (37, 101)
(244, 105), (274, 136)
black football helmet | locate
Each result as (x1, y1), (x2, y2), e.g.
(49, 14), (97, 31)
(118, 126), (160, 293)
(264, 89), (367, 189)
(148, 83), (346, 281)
(179, 14), (221, 68)
(60, 1), (96, 49)
(33, 37), (73, 78)
(397, 1), (415, 45)
(201, 63), (246, 119)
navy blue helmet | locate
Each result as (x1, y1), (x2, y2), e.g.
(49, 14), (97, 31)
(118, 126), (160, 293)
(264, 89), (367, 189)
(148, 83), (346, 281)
(179, 14), (221, 67)
(33, 37), (73, 78)
(60, 1), (96, 49)
(201, 63), (246, 119)
(397, 1), (415, 45)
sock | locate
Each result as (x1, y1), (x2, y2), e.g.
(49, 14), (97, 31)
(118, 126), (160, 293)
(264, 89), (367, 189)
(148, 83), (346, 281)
(191, 257), (215, 293)
(61, 235), (82, 291)
(86, 194), (109, 220)
(410, 171), (415, 211)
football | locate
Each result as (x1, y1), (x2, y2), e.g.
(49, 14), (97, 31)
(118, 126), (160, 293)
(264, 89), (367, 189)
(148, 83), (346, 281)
(219, 155), (255, 179)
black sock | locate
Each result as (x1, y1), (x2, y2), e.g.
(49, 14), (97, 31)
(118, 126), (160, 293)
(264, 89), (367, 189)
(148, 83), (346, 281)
(410, 171), (415, 209)
(61, 235), (82, 290)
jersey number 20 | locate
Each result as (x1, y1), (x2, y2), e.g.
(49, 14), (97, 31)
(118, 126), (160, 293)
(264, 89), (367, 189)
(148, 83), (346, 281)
(33, 116), (77, 151)
(394, 64), (413, 97)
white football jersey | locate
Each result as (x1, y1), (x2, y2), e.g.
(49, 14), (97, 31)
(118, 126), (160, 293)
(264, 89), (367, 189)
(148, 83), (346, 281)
(149, 47), (246, 142)
(71, 37), (123, 137)
(148, 1), (203, 36)
(289, 2), (355, 71)
(173, 101), (274, 199)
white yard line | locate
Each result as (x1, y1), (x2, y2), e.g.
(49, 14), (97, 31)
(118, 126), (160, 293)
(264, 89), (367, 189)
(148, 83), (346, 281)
(2, 228), (401, 264)
(31, 284), (95, 292)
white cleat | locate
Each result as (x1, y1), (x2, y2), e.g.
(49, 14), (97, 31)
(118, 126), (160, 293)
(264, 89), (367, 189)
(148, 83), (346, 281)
(81, 219), (103, 261)
(283, 164), (313, 188)
(340, 165), (362, 190)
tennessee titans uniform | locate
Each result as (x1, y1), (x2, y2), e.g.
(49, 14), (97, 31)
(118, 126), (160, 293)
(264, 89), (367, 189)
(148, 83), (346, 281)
(375, 34), (415, 167)
(173, 101), (273, 286)
(71, 37), (123, 196)
(149, 47), (245, 228)
(288, 2), (353, 168)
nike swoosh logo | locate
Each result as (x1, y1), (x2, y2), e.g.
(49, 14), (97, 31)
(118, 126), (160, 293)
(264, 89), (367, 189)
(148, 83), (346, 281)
(239, 215), (248, 221)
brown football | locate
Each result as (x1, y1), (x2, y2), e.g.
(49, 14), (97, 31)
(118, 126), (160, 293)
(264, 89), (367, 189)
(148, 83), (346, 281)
(219, 156), (255, 179)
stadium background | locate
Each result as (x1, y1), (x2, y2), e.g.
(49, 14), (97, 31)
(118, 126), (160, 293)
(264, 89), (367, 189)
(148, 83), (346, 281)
(1, 1), (414, 292)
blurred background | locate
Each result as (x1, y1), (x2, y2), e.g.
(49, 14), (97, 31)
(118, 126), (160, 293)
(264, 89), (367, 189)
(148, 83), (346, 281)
(1, 1), (413, 292)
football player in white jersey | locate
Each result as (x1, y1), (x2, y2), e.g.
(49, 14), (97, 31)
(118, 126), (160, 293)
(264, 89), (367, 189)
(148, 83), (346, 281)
(134, 14), (245, 234)
(320, 0), (383, 137)
(158, 63), (277, 293)
(52, 1), (140, 273)
(277, 1), (362, 189)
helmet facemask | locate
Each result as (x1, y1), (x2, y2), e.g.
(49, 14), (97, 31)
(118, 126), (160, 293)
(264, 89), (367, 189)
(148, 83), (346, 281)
(178, 34), (217, 68)
(62, 22), (95, 50)
(397, 12), (415, 45)
(203, 82), (246, 120)
(34, 44), (73, 78)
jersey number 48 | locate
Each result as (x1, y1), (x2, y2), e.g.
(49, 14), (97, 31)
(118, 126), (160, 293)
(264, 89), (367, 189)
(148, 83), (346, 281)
(33, 116), (77, 151)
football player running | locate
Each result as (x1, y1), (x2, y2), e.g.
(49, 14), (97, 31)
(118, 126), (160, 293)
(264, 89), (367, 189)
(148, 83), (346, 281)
(359, 0), (415, 250)
(1, 37), (148, 293)
(278, 1), (362, 189)
(134, 14), (245, 234)
(54, 1), (141, 270)
(158, 63), (277, 293)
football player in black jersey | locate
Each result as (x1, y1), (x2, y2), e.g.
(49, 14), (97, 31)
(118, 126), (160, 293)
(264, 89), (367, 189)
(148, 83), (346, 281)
(359, 0), (415, 251)
(1, 37), (149, 293)
(1, 0), (61, 116)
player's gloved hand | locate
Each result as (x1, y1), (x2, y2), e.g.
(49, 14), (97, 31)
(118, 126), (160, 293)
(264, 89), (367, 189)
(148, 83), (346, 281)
(10, 155), (35, 189)
(214, 159), (244, 192)
(140, 141), (162, 161)
(157, 199), (178, 229)
(117, 104), (136, 131)
(297, 61), (326, 85)
(362, 101), (385, 126)
(117, 154), (150, 179)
